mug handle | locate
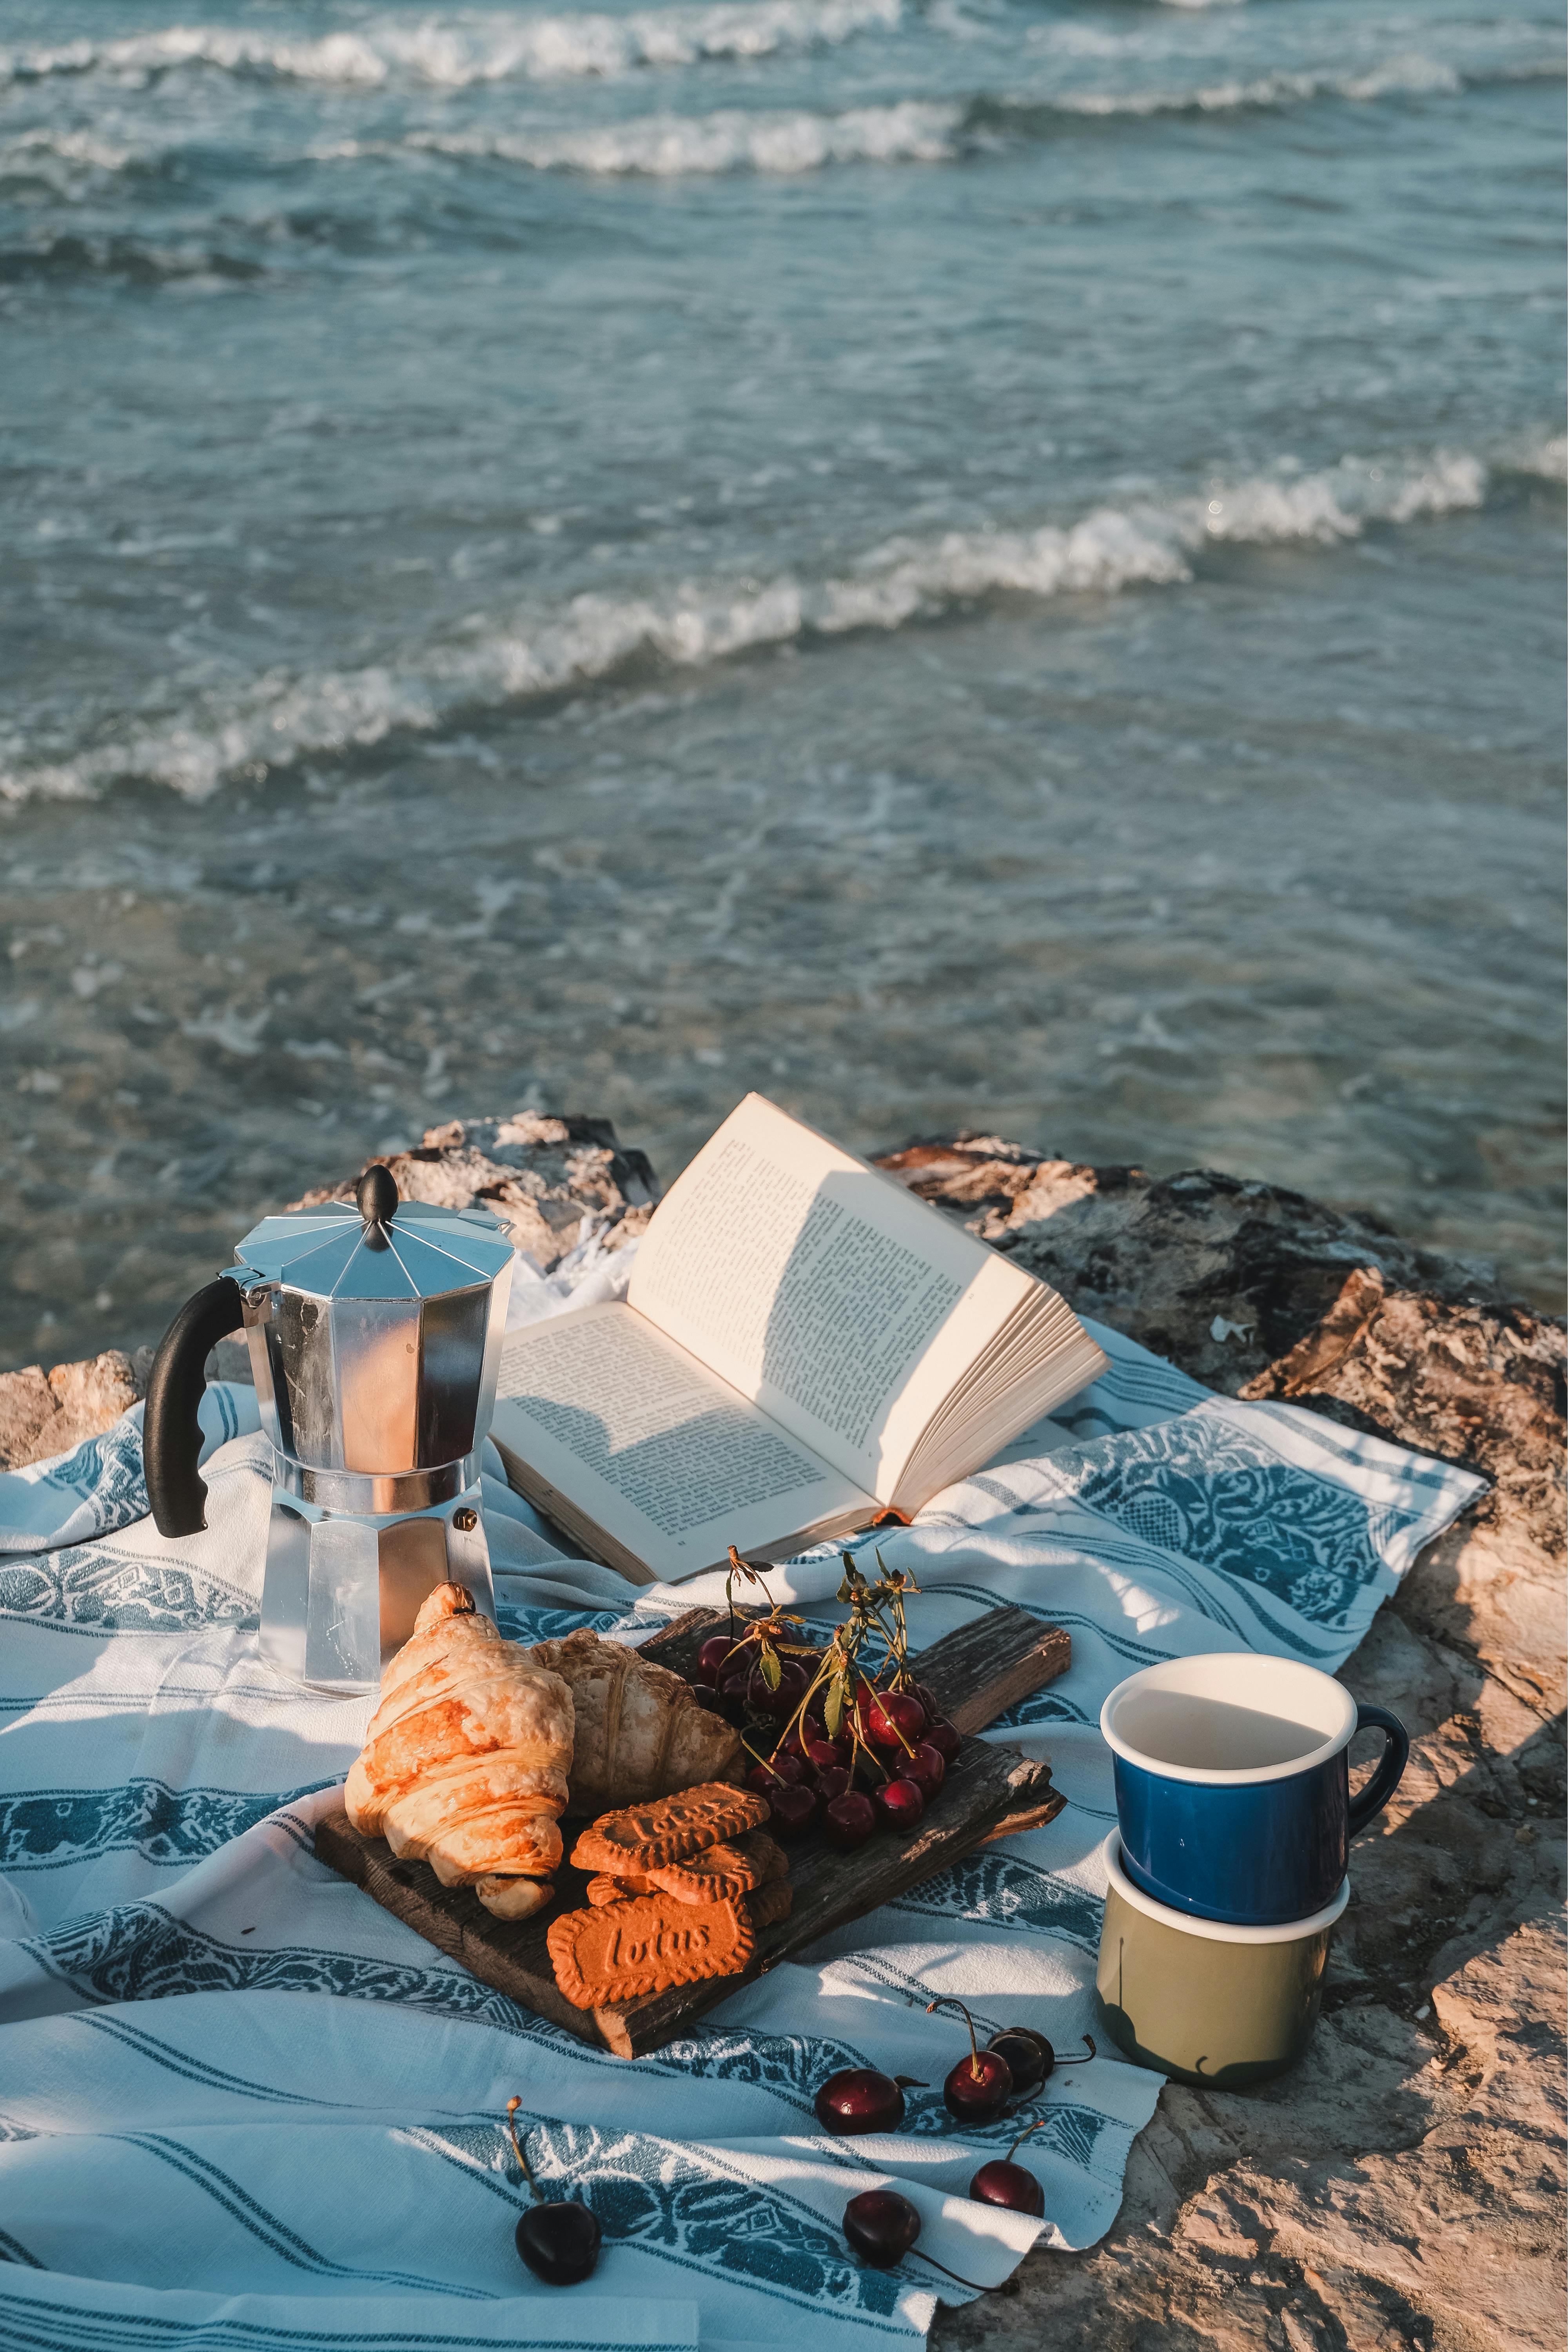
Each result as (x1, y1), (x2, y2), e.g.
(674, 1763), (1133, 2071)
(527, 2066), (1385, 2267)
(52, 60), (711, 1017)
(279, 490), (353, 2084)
(1347, 1703), (1409, 1834)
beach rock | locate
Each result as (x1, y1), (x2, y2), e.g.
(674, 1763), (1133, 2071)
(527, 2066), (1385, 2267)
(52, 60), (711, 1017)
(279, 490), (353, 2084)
(0, 1348), (145, 1474)
(290, 1109), (659, 1271)
(875, 1135), (1565, 2352)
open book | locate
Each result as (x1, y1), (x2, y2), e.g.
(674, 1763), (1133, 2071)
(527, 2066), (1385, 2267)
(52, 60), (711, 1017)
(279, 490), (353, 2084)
(489, 1094), (1107, 1585)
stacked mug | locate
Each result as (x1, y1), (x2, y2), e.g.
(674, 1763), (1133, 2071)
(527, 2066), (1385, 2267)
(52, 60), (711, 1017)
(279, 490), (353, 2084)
(1093, 1654), (1408, 2088)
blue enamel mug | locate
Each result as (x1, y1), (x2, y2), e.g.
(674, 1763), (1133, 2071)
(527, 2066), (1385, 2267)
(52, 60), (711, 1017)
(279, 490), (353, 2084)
(1102, 1653), (1408, 1927)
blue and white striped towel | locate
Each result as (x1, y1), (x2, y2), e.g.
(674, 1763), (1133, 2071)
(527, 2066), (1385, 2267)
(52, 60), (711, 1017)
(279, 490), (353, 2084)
(0, 1307), (1483, 2349)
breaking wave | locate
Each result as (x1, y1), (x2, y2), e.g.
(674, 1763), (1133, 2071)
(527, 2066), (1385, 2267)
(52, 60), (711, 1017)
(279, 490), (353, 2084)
(2, 444), (1524, 806)
(0, 0), (901, 90)
(353, 98), (959, 176)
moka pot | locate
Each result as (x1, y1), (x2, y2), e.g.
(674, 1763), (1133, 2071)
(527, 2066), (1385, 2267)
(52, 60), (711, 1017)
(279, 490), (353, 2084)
(143, 1165), (515, 1693)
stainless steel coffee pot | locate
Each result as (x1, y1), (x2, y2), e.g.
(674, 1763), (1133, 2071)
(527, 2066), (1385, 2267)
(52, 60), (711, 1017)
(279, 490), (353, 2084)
(144, 1165), (515, 1693)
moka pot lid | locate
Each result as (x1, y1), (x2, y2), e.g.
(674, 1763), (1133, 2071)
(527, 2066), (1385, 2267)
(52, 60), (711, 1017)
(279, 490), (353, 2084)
(232, 1167), (515, 1302)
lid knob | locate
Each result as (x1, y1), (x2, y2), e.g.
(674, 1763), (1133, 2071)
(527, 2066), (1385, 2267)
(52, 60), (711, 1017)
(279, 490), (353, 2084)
(356, 1163), (399, 1249)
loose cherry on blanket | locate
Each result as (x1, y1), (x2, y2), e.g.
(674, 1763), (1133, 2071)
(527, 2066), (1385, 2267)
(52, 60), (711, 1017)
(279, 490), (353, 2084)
(842, 2190), (1019, 2295)
(814, 2068), (911, 2135)
(843, 2188), (920, 2268)
(874, 1777), (926, 1833)
(969, 2117), (1052, 2218)
(997, 2029), (1096, 2089)
(506, 2099), (601, 2285)
(929, 1999), (1013, 2125)
(985, 2032), (1046, 2099)
(823, 1790), (878, 1850)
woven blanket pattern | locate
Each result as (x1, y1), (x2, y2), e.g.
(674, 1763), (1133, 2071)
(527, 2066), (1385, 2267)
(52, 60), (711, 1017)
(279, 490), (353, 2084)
(0, 1313), (1483, 2349)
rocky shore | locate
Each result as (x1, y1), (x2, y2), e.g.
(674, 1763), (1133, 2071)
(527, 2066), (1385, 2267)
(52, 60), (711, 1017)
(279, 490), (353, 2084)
(2, 1110), (1562, 2352)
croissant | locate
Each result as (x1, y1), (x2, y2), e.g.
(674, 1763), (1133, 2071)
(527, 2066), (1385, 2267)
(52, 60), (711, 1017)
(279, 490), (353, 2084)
(345, 1582), (574, 1918)
(526, 1626), (744, 1817)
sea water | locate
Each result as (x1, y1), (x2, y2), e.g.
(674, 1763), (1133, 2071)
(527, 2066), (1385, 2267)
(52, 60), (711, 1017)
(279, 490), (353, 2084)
(1, 0), (1563, 1367)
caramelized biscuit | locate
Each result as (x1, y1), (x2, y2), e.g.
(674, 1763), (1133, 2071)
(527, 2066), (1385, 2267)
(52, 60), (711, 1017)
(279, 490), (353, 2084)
(547, 1895), (754, 2008)
(737, 1829), (788, 1886)
(746, 1878), (793, 1930)
(585, 1872), (656, 1907)
(569, 1783), (769, 1875)
(646, 1838), (763, 1903)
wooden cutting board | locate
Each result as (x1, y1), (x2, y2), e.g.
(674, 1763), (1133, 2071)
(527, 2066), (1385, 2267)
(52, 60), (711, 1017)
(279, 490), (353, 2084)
(315, 1603), (1069, 2057)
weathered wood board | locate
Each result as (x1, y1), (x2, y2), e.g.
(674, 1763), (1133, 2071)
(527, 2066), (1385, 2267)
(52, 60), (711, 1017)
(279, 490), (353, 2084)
(315, 1602), (1068, 2057)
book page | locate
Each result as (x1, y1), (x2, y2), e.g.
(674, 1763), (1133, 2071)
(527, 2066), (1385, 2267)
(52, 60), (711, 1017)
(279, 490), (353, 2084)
(490, 1299), (873, 1581)
(627, 1093), (1036, 1499)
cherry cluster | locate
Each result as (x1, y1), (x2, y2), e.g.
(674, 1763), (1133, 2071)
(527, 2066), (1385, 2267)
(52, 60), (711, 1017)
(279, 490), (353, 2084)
(696, 1641), (961, 1844)
(691, 1547), (963, 1846)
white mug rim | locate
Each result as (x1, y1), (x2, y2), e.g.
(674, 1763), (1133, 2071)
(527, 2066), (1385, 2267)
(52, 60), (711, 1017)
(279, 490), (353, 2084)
(1100, 1651), (1358, 1786)
(1101, 1833), (1350, 1943)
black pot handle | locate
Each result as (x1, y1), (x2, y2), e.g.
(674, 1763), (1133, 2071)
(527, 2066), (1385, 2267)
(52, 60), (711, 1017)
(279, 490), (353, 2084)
(1347, 1702), (1409, 1835)
(144, 1276), (245, 1537)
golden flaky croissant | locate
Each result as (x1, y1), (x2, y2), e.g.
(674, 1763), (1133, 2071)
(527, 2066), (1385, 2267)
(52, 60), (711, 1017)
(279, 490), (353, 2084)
(526, 1626), (744, 1817)
(345, 1583), (574, 1920)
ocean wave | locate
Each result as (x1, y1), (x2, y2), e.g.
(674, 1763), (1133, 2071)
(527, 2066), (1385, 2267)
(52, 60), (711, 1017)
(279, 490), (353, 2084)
(1004, 47), (1563, 125)
(0, 129), (136, 194)
(1, 444), (1514, 806)
(0, 0), (901, 91)
(391, 97), (958, 175)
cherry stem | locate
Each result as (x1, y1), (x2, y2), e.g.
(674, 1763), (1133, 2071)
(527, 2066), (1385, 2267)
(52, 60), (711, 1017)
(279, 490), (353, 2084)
(914, 2250), (1019, 2296)
(1050, 2034), (1096, 2071)
(927, 1995), (983, 2077)
(505, 2097), (539, 2200)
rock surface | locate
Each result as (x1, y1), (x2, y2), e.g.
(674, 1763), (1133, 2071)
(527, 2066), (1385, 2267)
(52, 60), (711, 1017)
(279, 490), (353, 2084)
(290, 1109), (658, 1269)
(0, 1347), (147, 1475)
(877, 1134), (1565, 2352)
(2, 1114), (1562, 2350)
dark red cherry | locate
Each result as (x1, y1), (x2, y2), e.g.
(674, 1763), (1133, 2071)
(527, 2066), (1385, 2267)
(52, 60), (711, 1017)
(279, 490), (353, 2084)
(747, 1753), (805, 1797)
(767, 1784), (818, 1840)
(696, 1633), (735, 1686)
(986, 2031), (1045, 2097)
(515, 2201), (601, 2285)
(943, 2047), (1012, 2123)
(927, 1998), (1015, 2124)
(924, 1716), (962, 1763)
(718, 1670), (753, 1721)
(968, 2114), (1055, 2216)
(823, 1790), (877, 1850)
(843, 2188), (920, 2269)
(814, 2068), (906, 2136)
(911, 1682), (941, 1722)
(803, 1734), (849, 1773)
(813, 1764), (852, 1807)
(867, 1691), (926, 1749)
(968, 2159), (1044, 2218)
(691, 1685), (727, 1715)
(874, 1777), (925, 1833)
(749, 1659), (810, 1720)
(903, 1742), (946, 1797)
(506, 2097), (601, 2284)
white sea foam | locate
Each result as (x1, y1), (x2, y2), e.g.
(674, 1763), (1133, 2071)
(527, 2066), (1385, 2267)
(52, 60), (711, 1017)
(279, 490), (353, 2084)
(0, 0), (901, 90)
(0, 127), (136, 195)
(389, 97), (958, 176)
(0, 446), (1508, 806)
